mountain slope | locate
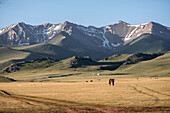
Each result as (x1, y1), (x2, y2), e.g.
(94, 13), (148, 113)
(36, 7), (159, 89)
(1, 21), (169, 51)
(0, 21), (170, 63)
(116, 34), (170, 54)
(0, 44), (77, 70)
(117, 51), (170, 76)
(0, 42), (107, 71)
(20, 43), (78, 60)
(0, 47), (29, 63)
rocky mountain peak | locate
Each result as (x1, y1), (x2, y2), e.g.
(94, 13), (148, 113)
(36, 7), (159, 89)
(17, 22), (25, 24)
(63, 21), (74, 26)
(0, 21), (169, 51)
(118, 20), (129, 25)
(43, 23), (52, 27)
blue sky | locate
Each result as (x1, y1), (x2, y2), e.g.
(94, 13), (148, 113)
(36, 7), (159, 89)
(0, 0), (169, 29)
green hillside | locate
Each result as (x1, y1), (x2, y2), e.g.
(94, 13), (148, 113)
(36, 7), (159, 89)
(1, 56), (98, 73)
(0, 47), (29, 63)
(0, 47), (30, 70)
(117, 34), (170, 54)
(0, 33), (169, 72)
(0, 76), (16, 82)
(0, 44), (76, 70)
(117, 51), (170, 76)
(0, 33), (170, 79)
(21, 43), (77, 60)
(102, 54), (132, 62)
(0, 52), (170, 81)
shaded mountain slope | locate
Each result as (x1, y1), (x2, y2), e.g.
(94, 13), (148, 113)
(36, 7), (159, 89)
(0, 47), (29, 63)
(21, 43), (77, 60)
(116, 34), (170, 54)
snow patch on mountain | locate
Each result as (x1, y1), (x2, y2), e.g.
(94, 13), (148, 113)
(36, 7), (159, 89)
(77, 25), (112, 48)
(137, 34), (141, 37)
(127, 22), (148, 27)
(77, 26), (101, 39)
(77, 26), (96, 33)
(111, 43), (120, 47)
(18, 29), (22, 36)
(42, 29), (48, 42)
(124, 27), (138, 41)
(9, 24), (17, 29)
(105, 26), (111, 30)
(127, 24), (140, 27)
(48, 32), (56, 39)
(18, 41), (29, 46)
(102, 27), (110, 48)
(7, 33), (11, 40)
(0, 29), (5, 34)
(54, 24), (62, 31)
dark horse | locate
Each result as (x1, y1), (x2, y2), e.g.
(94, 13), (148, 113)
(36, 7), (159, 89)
(109, 79), (115, 86)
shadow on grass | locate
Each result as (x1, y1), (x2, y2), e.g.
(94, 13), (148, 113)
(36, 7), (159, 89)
(107, 73), (129, 75)
(72, 61), (124, 71)
(48, 73), (81, 78)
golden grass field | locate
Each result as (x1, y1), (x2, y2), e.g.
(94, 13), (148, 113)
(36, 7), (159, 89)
(0, 51), (170, 112)
(0, 76), (170, 113)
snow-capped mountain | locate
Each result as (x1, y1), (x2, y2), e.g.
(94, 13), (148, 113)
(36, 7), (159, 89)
(0, 22), (64, 45)
(0, 20), (170, 50)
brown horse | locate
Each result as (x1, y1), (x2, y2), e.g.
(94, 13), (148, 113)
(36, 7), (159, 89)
(109, 79), (115, 86)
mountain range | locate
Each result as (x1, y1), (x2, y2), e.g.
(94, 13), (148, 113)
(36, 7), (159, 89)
(0, 20), (170, 60)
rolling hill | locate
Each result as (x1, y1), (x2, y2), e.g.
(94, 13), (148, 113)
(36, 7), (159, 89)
(117, 51), (170, 76)
(0, 47), (30, 63)
(0, 76), (16, 82)
(1, 52), (169, 78)
(115, 34), (170, 54)
(0, 42), (107, 70)
(0, 44), (76, 70)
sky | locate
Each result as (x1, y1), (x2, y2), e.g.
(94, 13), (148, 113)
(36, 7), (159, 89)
(0, 0), (170, 29)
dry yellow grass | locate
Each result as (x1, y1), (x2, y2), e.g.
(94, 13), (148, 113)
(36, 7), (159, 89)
(0, 77), (170, 111)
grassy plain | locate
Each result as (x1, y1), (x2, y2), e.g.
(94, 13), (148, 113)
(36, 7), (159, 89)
(0, 76), (170, 113)
(0, 48), (170, 112)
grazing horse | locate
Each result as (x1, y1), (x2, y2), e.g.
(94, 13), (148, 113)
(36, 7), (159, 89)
(109, 79), (115, 86)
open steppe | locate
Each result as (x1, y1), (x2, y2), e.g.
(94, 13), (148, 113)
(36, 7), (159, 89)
(0, 49), (170, 112)
(0, 76), (170, 113)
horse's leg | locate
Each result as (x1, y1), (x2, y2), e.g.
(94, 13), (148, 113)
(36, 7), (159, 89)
(112, 80), (114, 86)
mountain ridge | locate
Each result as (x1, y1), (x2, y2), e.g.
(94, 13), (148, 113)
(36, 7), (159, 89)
(0, 20), (170, 62)
(1, 21), (169, 48)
